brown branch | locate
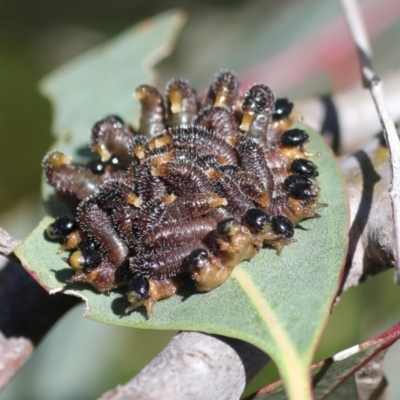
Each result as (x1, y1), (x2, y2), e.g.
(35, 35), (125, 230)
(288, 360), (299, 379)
(340, 0), (400, 283)
(355, 350), (389, 400)
(98, 331), (269, 400)
(0, 331), (33, 391)
(0, 227), (22, 258)
(339, 135), (395, 295)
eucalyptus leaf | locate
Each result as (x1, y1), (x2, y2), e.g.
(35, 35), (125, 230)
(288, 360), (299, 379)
(15, 10), (348, 400)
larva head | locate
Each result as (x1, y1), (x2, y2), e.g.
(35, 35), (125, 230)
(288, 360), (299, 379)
(126, 275), (150, 307)
(68, 244), (100, 272)
(291, 158), (319, 178)
(271, 216), (294, 239)
(273, 98), (294, 121)
(284, 175), (319, 199)
(284, 175), (313, 189)
(46, 216), (76, 240)
(244, 209), (271, 233)
(281, 128), (309, 147)
(78, 238), (101, 271)
(186, 249), (210, 269)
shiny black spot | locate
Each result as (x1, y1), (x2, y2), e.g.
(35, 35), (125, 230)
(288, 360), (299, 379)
(109, 156), (120, 166)
(117, 259), (134, 282)
(291, 159), (319, 177)
(271, 216), (294, 238)
(187, 249), (209, 268)
(79, 237), (97, 253)
(284, 175), (312, 190)
(47, 216), (76, 239)
(244, 209), (270, 232)
(284, 175), (317, 199)
(273, 98), (293, 120)
(290, 184), (317, 199)
(87, 160), (106, 175)
(281, 128), (309, 147)
(128, 275), (149, 302)
(79, 238), (101, 271)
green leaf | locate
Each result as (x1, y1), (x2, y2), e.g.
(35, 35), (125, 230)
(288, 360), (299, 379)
(15, 11), (349, 400)
(245, 322), (400, 400)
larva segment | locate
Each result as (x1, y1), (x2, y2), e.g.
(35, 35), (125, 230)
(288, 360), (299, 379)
(165, 126), (239, 166)
(142, 216), (217, 249)
(203, 70), (240, 108)
(91, 115), (136, 168)
(166, 193), (227, 220)
(77, 199), (128, 266)
(43, 151), (103, 199)
(195, 106), (242, 142)
(135, 84), (165, 137)
(165, 78), (198, 127)
(240, 84), (275, 140)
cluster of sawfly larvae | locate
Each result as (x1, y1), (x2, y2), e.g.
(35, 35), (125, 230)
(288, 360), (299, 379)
(43, 70), (323, 316)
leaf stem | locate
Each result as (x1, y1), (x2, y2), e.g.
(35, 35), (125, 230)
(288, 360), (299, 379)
(280, 363), (313, 400)
(340, 0), (400, 282)
(233, 266), (313, 400)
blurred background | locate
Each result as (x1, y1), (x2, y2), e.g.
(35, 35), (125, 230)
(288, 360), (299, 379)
(1, 0), (400, 398)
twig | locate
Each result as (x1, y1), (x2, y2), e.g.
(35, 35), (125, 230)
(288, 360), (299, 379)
(0, 332), (33, 392)
(0, 227), (21, 258)
(355, 350), (389, 400)
(98, 331), (270, 400)
(337, 135), (395, 295)
(340, 0), (400, 283)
